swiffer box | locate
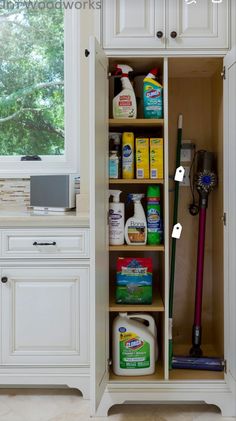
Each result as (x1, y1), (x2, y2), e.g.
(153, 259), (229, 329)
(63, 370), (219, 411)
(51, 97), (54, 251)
(136, 137), (149, 179)
(150, 138), (163, 179)
(116, 257), (153, 304)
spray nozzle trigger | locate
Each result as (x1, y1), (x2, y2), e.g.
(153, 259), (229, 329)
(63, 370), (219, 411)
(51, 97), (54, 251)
(127, 193), (145, 204)
(115, 64), (133, 77)
(109, 190), (122, 203)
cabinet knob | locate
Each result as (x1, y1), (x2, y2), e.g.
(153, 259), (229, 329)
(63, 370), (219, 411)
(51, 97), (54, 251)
(156, 31), (163, 39)
(1, 277), (8, 283)
(170, 31), (178, 39)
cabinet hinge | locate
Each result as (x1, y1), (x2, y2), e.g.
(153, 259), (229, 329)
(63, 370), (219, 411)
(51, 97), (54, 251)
(84, 49), (90, 57)
(221, 66), (226, 80)
(222, 212), (227, 226)
(107, 358), (112, 367)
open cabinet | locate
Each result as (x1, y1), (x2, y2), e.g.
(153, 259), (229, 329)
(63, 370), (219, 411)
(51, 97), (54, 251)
(89, 37), (236, 417)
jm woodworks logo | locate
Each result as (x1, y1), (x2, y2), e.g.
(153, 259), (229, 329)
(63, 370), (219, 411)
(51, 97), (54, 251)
(0, 0), (101, 9)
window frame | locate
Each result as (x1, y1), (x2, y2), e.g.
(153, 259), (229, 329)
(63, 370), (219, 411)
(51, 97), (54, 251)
(0, 8), (80, 177)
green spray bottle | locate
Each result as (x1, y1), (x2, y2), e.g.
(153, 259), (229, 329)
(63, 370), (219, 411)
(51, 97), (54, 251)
(147, 185), (163, 245)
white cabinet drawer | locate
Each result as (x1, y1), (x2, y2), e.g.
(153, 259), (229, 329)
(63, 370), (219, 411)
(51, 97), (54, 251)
(1, 229), (89, 259)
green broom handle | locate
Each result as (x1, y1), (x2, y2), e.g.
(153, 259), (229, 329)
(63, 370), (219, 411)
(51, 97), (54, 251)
(169, 114), (183, 366)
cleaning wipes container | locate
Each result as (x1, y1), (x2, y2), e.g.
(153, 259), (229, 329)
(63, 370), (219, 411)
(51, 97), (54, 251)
(113, 313), (157, 376)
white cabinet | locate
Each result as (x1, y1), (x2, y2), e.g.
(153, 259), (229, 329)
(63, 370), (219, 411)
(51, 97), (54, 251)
(102, 0), (229, 50)
(167, 0), (229, 49)
(88, 37), (236, 417)
(103, 0), (165, 49)
(0, 226), (90, 399)
(1, 267), (89, 366)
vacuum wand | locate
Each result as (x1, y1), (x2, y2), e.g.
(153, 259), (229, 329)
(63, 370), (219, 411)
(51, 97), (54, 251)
(172, 150), (223, 371)
(190, 151), (217, 357)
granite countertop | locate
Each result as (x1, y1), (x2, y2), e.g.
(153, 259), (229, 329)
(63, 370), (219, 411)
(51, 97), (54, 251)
(0, 209), (89, 228)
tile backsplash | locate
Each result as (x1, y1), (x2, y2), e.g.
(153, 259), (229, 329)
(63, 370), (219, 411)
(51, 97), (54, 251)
(0, 178), (30, 209)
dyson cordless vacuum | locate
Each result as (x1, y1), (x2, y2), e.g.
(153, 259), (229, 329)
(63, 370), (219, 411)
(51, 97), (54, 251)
(172, 150), (224, 371)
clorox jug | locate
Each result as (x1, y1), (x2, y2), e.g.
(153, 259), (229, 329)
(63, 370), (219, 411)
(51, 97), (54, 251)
(112, 313), (157, 376)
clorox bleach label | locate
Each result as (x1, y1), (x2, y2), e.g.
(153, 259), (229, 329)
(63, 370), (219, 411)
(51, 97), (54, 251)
(119, 330), (150, 369)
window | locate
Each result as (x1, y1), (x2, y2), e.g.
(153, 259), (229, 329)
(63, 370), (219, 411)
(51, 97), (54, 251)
(0, 2), (79, 175)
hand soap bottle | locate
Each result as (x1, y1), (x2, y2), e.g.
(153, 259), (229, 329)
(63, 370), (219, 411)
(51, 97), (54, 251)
(109, 190), (125, 245)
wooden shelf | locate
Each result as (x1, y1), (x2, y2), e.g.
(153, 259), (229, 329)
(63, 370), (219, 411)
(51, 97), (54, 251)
(109, 361), (164, 382)
(109, 118), (164, 127)
(109, 293), (164, 312)
(109, 179), (164, 184)
(109, 245), (164, 252)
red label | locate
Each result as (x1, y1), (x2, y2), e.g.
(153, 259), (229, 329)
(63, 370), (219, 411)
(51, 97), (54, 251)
(119, 101), (132, 106)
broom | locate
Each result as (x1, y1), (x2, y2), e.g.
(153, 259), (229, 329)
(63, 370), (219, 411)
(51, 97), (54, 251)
(169, 114), (183, 369)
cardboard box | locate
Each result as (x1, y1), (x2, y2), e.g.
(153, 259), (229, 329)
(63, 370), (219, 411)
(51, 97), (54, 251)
(150, 138), (164, 179)
(136, 137), (149, 179)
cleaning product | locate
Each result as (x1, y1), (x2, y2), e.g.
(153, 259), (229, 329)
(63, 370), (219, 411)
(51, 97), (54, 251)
(147, 185), (163, 245)
(143, 68), (163, 119)
(122, 132), (134, 179)
(109, 150), (119, 179)
(136, 137), (149, 179)
(109, 133), (122, 179)
(125, 194), (147, 245)
(109, 190), (125, 245)
(116, 257), (153, 304)
(150, 138), (164, 179)
(113, 65), (137, 119)
(112, 313), (156, 375)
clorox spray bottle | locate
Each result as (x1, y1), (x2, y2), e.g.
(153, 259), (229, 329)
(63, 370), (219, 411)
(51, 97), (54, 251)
(125, 194), (147, 245)
(113, 313), (156, 376)
(113, 65), (137, 119)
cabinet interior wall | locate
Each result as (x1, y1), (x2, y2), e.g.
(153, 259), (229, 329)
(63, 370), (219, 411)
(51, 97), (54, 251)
(168, 57), (224, 367)
(108, 55), (224, 383)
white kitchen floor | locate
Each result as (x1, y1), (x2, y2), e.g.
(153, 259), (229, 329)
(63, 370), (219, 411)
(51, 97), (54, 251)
(0, 389), (234, 421)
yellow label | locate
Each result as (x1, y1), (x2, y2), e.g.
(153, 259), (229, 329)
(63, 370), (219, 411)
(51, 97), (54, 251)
(136, 138), (149, 179)
(150, 138), (163, 179)
(122, 132), (134, 179)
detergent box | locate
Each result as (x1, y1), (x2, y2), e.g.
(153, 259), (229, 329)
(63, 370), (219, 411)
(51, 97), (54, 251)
(150, 138), (163, 179)
(116, 257), (153, 304)
(136, 137), (149, 179)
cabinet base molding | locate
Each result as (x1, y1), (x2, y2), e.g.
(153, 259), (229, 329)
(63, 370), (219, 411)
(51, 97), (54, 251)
(0, 367), (90, 399)
(95, 380), (236, 417)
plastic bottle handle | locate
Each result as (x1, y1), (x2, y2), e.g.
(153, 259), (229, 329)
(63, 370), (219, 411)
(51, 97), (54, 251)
(127, 314), (156, 337)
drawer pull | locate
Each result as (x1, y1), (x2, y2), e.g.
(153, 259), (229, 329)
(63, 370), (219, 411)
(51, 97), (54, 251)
(33, 241), (56, 246)
(1, 277), (8, 283)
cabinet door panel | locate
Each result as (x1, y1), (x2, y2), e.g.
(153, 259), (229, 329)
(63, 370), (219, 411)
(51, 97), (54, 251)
(89, 36), (109, 414)
(103, 0), (165, 49)
(168, 0), (229, 49)
(224, 47), (236, 383)
(1, 267), (89, 365)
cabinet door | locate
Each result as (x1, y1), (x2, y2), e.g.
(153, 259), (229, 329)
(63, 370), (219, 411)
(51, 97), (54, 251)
(89, 37), (109, 415)
(167, 0), (229, 50)
(103, 0), (165, 49)
(224, 47), (236, 384)
(1, 267), (89, 365)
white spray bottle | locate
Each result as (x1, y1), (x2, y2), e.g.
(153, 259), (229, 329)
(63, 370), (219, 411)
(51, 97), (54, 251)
(113, 64), (137, 119)
(125, 194), (147, 245)
(109, 190), (125, 245)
